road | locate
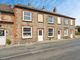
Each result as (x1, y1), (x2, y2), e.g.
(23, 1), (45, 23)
(0, 39), (80, 60)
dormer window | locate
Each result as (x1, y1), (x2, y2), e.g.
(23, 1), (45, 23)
(23, 11), (32, 21)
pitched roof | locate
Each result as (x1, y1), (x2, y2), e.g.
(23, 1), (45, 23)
(14, 4), (75, 20)
(0, 4), (13, 14)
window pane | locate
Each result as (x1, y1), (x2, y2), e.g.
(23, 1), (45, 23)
(58, 17), (61, 24)
(0, 30), (4, 36)
(71, 20), (73, 25)
(48, 29), (53, 33)
(39, 30), (42, 35)
(48, 33), (53, 36)
(64, 19), (68, 24)
(23, 11), (31, 20)
(24, 16), (31, 20)
(23, 28), (31, 32)
(48, 28), (53, 36)
(24, 12), (30, 16)
(48, 16), (54, 23)
(23, 33), (31, 36)
(23, 27), (31, 36)
(64, 29), (68, 36)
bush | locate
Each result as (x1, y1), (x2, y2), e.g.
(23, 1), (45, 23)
(63, 36), (70, 39)
(75, 32), (80, 35)
(6, 38), (11, 45)
(78, 28), (80, 32)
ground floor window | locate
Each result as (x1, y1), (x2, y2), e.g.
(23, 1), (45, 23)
(48, 28), (54, 37)
(22, 26), (32, 38)
(64, 29), (68, 36)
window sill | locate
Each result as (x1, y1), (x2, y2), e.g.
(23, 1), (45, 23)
(64, 24), (68, 25)
(58, 23), (62, 25)
(23, 20), (32, 22)
(48, 23), (54, 24)
(48, 36), (54, 38)
(22, 36), (32, 39)
(38, 22), (43, 23)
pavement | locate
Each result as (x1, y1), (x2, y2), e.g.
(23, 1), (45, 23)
(0, 38), (80, 60)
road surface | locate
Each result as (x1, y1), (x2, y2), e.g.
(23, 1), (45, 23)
(0, 39), (80, 60)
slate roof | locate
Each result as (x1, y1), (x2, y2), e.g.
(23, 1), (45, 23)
(14, 4), (75, 20)
(0, 4), (75, 20)
(0, 4), (13, 14)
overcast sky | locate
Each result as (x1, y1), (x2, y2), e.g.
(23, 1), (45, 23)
(0, 0), (80, 25)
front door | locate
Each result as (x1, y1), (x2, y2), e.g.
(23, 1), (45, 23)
(57, 30), (61, 39)
(0, 29), (6, 45)
(38, 29), (43, 41)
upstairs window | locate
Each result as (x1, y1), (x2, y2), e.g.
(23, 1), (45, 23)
(58, 17), (61, 24)
(23, 11), (32, 21)
(38, 14), (43, 22)
(48, 16), (54, 23)
(64, 18), (68, 25)
(70, 20), (73, 25)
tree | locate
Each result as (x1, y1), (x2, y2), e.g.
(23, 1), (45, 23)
(78, 28), (80, 32)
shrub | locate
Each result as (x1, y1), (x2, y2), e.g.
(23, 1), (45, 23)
(78, 28), (80, 32)
(6, 38), (11, 45)
(63, 36), (70, 39)
(75, 32), (80, 35)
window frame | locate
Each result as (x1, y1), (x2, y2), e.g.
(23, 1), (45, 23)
(64, 29), (68, 36)
(38, 14), (43, 22)
(57, 17), (61, 24)
(48, 16), (54, 23)
(23, 11), (32, 21)
(70, 20), (73, 25)
(64, 18), (68, 25)
(22, 26), (32, 38)
(48, 28), (54, 37)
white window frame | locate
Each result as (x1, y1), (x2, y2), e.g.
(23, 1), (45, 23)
(48, 16), (54, 23)
(70, 20), (73, 25)
(22, 26), (32, 38)
(38, 14), (43, 22)
(48, 28), (54, 37)
(58, 17), (61, 24)
(64, 29), (68, 36)
(64, 18), (68, 25)
(23, 11), (32, 21)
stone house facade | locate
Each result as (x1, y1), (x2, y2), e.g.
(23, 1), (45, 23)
(0, 4), (15, 45)
(0, 4), (75, 45)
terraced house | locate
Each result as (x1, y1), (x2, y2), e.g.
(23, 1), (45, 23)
(0, 4), (75, 45)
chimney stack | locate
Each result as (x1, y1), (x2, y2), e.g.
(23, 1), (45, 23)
(53, 7), (57, 12)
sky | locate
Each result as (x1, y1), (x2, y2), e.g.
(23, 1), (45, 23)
(0, 0), (80, 25)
